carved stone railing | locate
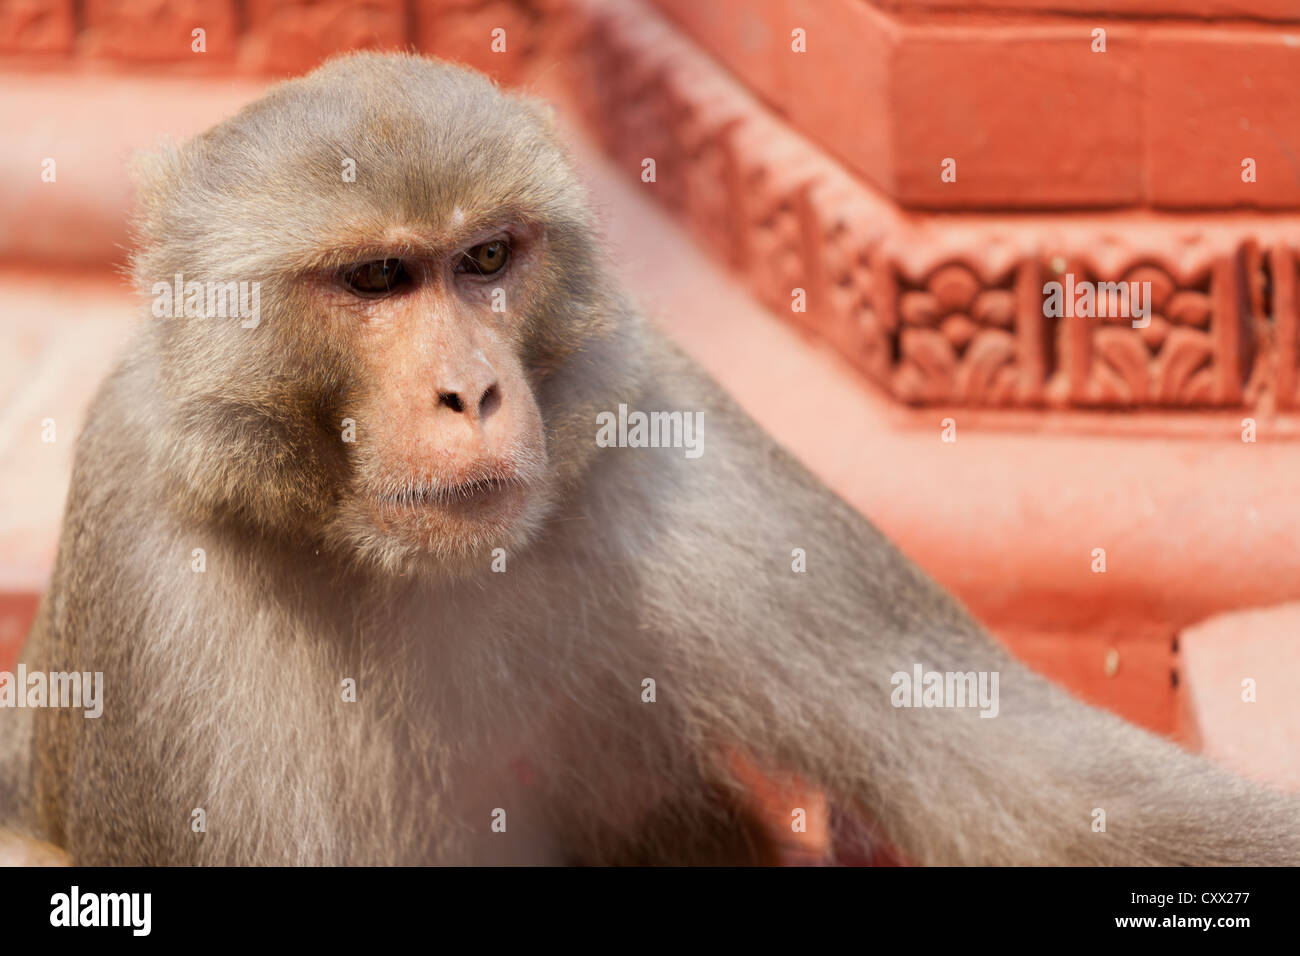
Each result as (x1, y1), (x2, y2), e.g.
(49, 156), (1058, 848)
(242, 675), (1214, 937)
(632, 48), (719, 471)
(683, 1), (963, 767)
(565, 0), (1300, 413)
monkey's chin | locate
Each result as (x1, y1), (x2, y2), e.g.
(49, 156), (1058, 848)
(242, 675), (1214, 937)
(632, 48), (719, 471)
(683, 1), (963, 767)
(343, 478), (549, 578)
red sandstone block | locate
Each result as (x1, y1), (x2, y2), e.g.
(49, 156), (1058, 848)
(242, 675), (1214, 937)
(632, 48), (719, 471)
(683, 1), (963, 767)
(82, 0), (238, 62)
(655, 0), (896, 199)
(415, 0), (542, 86)
(765, 0), (895, 201)
(242, 0), (406, 76)
(878, 0), (1300, 20)
(0, 592), (38, 673)
(586, 8), (751, 268)
(651, 0), (784, 104)
(656, 0), (1144, 209)
(1000, 628), (1176, 734)
(892, 22), (1143, 209)
(1145, 27), (1300, 209)
(0, 0), (75, 54)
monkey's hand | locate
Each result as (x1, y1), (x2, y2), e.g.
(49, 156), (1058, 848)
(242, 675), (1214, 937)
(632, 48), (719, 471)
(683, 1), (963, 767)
(726, 749), (832, 865)
(0, 829), (70, 867)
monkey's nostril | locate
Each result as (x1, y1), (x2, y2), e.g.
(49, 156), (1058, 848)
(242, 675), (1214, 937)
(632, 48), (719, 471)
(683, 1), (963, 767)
(438, 390), (466, 414)
(479, 383), (501, 420)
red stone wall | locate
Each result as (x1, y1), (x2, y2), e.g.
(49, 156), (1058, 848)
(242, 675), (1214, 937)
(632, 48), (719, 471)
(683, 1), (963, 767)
(565, 0), (1300, 420)
(0, 0), (561, 82)
(652, 0), (1300, 210)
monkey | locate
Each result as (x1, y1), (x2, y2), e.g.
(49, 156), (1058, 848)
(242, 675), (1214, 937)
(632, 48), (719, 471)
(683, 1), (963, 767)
(1, 51), (1297, 866)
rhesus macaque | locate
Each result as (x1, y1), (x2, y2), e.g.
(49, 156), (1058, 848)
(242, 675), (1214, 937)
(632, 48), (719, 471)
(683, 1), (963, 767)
(1, 53), (1297, 865)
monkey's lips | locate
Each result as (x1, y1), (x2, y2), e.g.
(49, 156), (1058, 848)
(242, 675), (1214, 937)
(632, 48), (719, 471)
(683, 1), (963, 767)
(368, 473), (531, 536)
(379, 476), (521, 510)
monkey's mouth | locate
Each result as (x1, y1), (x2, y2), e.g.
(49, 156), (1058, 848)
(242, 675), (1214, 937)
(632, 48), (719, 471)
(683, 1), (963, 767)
(362, 458), (545, 544)
(380, 476), (519, 510)
(368, 470), (536, 532)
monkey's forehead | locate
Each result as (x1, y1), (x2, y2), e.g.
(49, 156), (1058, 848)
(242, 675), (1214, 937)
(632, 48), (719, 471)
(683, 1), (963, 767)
(138, 54), (580, 263)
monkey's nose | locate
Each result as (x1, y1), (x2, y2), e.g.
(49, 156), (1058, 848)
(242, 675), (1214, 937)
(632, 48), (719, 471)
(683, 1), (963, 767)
(438, 382), (501, 422)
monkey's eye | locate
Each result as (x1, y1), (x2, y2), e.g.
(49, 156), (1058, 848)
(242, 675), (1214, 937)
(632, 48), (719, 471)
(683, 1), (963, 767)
(456, 240), (510, 276)
(342, 259), (412, 296)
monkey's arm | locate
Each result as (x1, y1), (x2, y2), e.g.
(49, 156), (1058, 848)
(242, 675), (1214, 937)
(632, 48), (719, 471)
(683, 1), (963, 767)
(0, 699), (43, 865)
(622, 338), (1299, 866)
(0, 605), (70, 865)
(0, 673), (32, 831)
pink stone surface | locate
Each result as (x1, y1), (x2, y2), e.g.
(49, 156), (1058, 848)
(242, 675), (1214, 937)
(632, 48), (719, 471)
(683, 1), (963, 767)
(1178, 603), (1300, 791)
(0, 270), (140, 595)
(0, 72), (267, 265)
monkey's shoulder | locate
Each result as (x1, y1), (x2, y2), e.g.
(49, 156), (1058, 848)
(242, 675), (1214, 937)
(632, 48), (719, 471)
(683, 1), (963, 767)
(574, 350), (972, 642)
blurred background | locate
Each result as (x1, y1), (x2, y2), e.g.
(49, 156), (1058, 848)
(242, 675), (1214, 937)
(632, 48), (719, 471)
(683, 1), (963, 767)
(1, 0), (1298, 813)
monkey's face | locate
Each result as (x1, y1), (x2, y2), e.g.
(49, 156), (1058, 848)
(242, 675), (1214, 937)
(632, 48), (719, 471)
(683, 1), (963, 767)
(135, 54), (621, 576)
(322, 223), (555, 568)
